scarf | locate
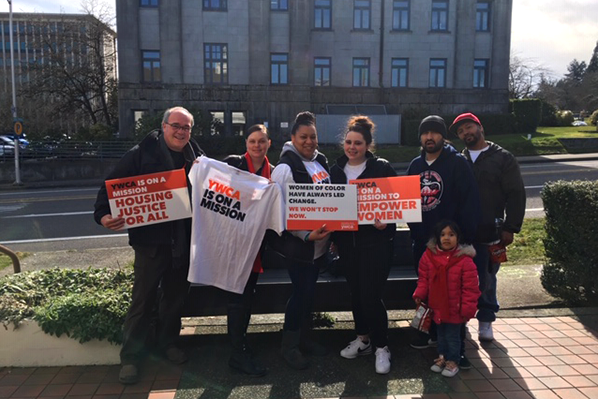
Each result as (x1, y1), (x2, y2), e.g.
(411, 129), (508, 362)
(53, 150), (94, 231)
(428, 248), (461, 322)
(244, 152), (271, 273)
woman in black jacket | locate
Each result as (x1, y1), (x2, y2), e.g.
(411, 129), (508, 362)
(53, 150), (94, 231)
(222, 124), (273, 377)
(330, 116), (397, 375)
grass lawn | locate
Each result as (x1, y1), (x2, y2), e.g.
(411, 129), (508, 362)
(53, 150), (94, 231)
(505, 218), (546, 266)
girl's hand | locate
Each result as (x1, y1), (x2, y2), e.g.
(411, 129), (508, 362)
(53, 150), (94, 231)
(373, 218), (387, 230)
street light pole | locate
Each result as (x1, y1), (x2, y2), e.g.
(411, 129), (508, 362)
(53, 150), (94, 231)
(8, 0), (22, 185)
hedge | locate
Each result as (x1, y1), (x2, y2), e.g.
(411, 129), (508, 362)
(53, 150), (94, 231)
(541, 181), (598, 305)
(511, 99), (542, 133)
(401, 114), (516, 145)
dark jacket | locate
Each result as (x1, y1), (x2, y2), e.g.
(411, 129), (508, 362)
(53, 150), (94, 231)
(269, 148), (329, 263)
(407, 144), (481, 245)
(93, 129), (204, 250)
(330, 151), (397, 247)
(462, 141), (526, 243)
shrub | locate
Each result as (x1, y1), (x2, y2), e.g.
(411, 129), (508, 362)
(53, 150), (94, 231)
(402, 119), (421, 146)
(0, 268), (133, 344)
(556, 110), (575, 127)
(133, 108), (222, 143)
(539, 100), (559, 127)
(541, 181), (598, 305)
(590, 109), (598, 126)
(474, 114), (516, 136)
(511, 99), (542, 133)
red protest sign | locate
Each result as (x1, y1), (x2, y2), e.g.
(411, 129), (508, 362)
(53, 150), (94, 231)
(106, 168), (192, 229)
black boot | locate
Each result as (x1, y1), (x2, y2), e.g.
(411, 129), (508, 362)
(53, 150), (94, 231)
(300, 327), (329, 356)
(281, 330), (309, 370)
(227, 305), (266, 377)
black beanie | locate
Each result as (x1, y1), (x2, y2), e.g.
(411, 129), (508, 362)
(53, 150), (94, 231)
(419, 115), (447, 138)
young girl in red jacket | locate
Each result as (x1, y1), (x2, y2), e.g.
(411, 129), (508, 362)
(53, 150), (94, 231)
(413, 220), (480, 377)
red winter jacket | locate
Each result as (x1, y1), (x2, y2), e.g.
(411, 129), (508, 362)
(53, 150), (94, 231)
(413, 240), (480, 324)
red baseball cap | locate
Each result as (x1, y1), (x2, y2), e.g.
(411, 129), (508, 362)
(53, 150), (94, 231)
(449, 113), (482, 135)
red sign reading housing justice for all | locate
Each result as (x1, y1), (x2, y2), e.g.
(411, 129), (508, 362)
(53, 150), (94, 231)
(106, 169), (192, 229)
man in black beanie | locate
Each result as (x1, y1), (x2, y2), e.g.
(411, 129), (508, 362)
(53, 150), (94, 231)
(407, 115), (481, 369)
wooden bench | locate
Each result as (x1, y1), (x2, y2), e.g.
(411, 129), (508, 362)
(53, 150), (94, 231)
(182, 228), (417, 316)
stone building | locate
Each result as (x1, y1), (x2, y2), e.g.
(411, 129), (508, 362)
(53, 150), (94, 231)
(117, 0), (512, 142)
(0, 12), (117, 136)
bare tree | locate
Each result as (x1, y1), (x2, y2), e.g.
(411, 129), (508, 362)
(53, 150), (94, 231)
(18, 0), (117, 137)
(509, 53), (552, 99)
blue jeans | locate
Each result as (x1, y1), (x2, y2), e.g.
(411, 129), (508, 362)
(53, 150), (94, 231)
(473, 243), (500, 322)
(437, 323), (462, 363)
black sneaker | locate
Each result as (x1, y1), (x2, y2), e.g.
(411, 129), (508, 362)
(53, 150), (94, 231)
(410, 337), (438, 349)
(459, 355), (472, 370)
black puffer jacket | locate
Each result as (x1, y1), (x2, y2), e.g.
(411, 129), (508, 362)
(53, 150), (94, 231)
(93, 129), (204, 247)
(462, 141), (526, 243)
(330, 151), (397, 247)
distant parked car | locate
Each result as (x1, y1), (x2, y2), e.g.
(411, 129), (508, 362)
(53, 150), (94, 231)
(0, 141), (15, 157)
(0, 135), (28, 149)
(572, 120), (588, 126)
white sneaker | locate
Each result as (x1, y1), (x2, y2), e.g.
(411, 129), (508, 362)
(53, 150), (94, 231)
(374, 346), (391, 374)
(478, 321), (494, 342)
(340, 337), (372, 359)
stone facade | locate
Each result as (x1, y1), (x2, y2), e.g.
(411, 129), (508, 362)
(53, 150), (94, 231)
(117, 0), (512, 140)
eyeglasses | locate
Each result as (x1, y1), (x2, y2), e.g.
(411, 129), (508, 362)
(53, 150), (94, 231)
(165, 122), (192, 133)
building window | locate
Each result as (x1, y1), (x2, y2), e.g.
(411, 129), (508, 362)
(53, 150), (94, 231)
(271, 53), (288, 85)
(314, 57), (331, 86)
(476, 1), (490, 32)
(431, 0), (448, 31)
(140, 0), (158, 6)
(391, 58), (408, 87)
(392, 1), (410, 31)
(142, 50), (161, 82)
(473, 59), (488, 88)
(354, 1), (371, 30)
(271, 0), (288, 10)
(203, 0), (227, 11)
(204, 43), (228, 85)
(314, 0), (332, 29)
(352, 58), (370, 87)
(429, 58), (446, 87)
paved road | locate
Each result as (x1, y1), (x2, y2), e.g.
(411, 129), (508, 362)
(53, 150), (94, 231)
(2, 157), (598, 252)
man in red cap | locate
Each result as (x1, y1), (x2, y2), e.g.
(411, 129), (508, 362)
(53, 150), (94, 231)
(449, 113), (526, 342)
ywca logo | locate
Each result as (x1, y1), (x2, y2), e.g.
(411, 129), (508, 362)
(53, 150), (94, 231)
(420, 170), (443, 212)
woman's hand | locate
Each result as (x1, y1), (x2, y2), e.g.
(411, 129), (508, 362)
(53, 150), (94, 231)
(373, 218), (387, 230)
(101, 214), (125, 231)
(307, 224), (332, 241)
(414, 297), (422, 306)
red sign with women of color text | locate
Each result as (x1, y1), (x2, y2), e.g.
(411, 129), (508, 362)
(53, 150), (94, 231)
(105, 169), (192, 229)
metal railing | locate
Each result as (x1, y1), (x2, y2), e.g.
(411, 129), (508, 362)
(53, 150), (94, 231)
(0, 140), (137, 162)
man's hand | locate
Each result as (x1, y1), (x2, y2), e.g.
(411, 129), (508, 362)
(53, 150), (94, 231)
(101, 214), (125, 231)
(501, 230), (514, 246)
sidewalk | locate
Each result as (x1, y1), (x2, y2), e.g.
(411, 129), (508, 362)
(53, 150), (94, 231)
(1, 310), (598, 399)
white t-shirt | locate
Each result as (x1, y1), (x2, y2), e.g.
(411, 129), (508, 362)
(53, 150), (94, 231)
(469, 145), (490, 163)
(271, 158), (331, 259)
(187, 156), (284, 294)
(343, 161), (366, 182)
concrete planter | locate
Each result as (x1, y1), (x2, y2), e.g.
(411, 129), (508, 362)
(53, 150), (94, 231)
(0, 319), (121, 367)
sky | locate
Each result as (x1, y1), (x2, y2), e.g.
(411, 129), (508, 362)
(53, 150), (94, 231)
(1, 0), (598, 79)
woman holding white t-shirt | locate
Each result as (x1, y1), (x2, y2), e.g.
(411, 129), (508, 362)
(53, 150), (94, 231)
(222, 124), (273, 377)
(271, 111), (332, 370)
(330, 116), (397, 374)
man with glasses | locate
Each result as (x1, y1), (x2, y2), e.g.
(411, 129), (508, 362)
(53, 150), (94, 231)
(94, 106), (204, 384)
